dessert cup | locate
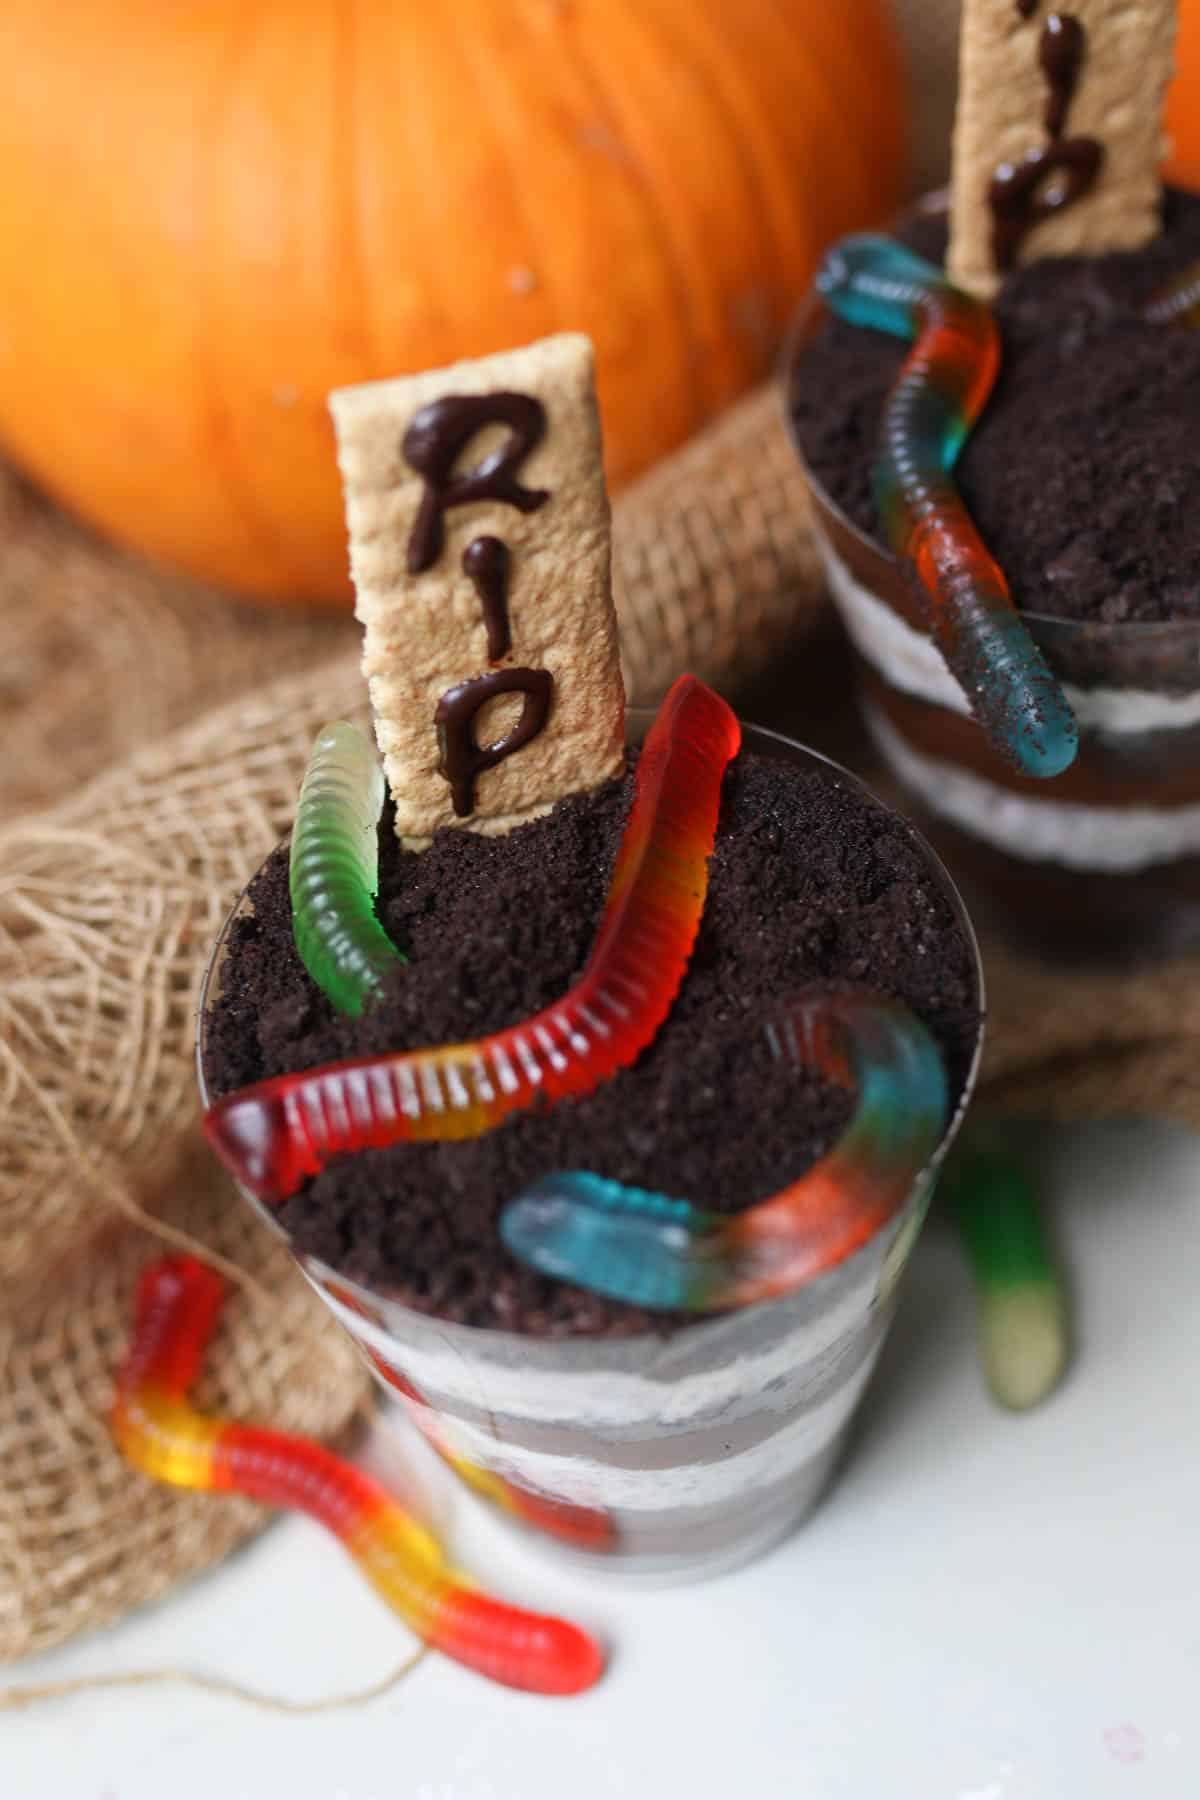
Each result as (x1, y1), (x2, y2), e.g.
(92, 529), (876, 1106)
(198, 713), (984, 1582)
(783, 195), (1200, 960)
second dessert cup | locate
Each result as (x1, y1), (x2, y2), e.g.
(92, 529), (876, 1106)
(784, 193), (1200, 960)
(199, 711), (985, 1583)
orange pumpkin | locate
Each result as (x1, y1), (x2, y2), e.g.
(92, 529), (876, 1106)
(1168, 3), (1200, 191)
(0, 1), (905, 606)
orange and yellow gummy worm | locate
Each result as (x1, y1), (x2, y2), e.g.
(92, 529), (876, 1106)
(110, 1255), (604, 1696)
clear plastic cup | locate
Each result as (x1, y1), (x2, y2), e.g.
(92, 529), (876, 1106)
(197, 714), (984, 1581)
(782, 197), (1200, 960)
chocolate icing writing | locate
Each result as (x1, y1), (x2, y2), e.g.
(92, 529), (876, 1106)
(435, 668), (553, 817)
(1039, 13), (1085, 138)
(990, 139), (1104, 270)
(462, 535), (512, 662)
(990, 11), (1101, 270)
(403, 393), (549, 573)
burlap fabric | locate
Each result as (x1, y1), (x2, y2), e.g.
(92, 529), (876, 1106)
(0, 1148), (365, 1666)
(4, 377), (1199, 1666)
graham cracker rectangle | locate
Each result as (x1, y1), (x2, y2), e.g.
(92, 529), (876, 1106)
(329, 334), (625, 846)
(948, 0), (1177, 298)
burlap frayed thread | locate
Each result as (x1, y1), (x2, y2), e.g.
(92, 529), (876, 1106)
(0, 1650), (426, 1718)
(4, 382), (1200, 1670)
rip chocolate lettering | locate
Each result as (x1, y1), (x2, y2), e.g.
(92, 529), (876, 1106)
(403, 393), (549, 573)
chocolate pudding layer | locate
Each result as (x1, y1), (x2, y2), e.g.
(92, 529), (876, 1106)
(203, 748), (980, 1337)
(785, 189), (1200, 946)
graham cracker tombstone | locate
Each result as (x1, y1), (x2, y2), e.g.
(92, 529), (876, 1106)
(948, 0), (1177, 298)
(329, 334), (626, 847)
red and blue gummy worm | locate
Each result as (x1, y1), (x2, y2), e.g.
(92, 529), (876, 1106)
(501, 991), (948, 1312)
(205, 675), (741, 1204)
(110, 1256), (604, 1695)
(815, 234), (1077, 780)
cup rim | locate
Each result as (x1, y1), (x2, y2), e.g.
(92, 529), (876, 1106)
(778, 189), (1200, 642)
(196, 707), (986, 1350)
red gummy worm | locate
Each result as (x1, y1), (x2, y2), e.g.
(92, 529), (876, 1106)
(204, 674), (740, 1203)
(818, 234), (1077, 778)
(110, 1257), (604, 1696)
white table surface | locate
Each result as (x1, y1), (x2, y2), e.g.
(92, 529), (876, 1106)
(6, 1119), (1198, 1800)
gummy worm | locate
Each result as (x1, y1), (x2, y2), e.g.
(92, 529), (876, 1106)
(1143, 260), (1200, 328)
(500, 991), (948, 1312)
(205, 675), (741, 1203)
(110, 1256), (604, 1695)
(816, 233), (1077, 780)
(939, 1136), (1069, 1412)
(289, 720), (407, 1017)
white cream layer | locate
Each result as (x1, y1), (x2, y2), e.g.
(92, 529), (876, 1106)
(312, 1202), (921, 1516)
(396, 1363), (873, 1512)
(817, 534), (1200, 736)
(867, 704), (1200, 872)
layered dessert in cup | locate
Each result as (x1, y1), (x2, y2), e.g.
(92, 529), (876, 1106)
(786, 3), (1200, 956)
(199, 334), (983, 1579)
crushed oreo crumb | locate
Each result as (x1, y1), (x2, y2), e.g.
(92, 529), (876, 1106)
(203, 751), (979, 1336)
